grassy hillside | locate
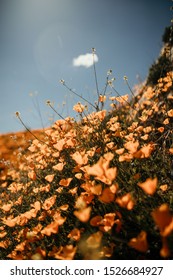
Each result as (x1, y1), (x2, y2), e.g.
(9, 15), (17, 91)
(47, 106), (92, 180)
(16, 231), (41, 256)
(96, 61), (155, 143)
(0, 30), (173, 260)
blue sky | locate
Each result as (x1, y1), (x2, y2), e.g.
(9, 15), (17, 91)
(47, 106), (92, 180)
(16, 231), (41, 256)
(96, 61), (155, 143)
(0, 0), (172, 133)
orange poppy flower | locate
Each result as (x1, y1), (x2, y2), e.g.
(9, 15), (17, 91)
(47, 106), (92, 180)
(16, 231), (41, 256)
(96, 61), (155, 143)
(115, 94), (128, 104)
(99, 185), (117, 203)
(74, 206), (91, 222)
(66, 138), (76, 148)
(128, 231), (148, 253)
(90, 215), (102, 227)
(163, 118), (169, 125)
(28, 145), (37, 152)
(160, 237), (170, 258)
(59, 204), (69, 211)
(53, 139), (66, 151)
(99, 213), (116, 232)
(167, 109), (173, 117)
(140, 134), (149, 140)
(52, 211), (66, 225)
(124, 140), (139, 154)
(90, 184), (102, 195)
(45, 174), (55, 183)
(17, 215), (28, 226)
(53, 162), (64, 171)
(68, 228), (81, 241)
(28, 170), (37, 181)
(0, 231), (7, 238)
(68, 186), (78, 195)
(41, 221), (59, 236)
(21, 208), (38, 220)
(71, 151), (88, 165)
(14, 241), (27, 252)
(42, 195), (57, 210)
(116, 193), (134, 210)
(1, 203), (13, 212)
(84, 153), (117, 185)
(137, 177), (157, 195)
(115, 148), (125, 155)
(119, 153), (133, 162)
(157, 127), (164, 133)
(59, 177), (72, 187)
(31, 201), (41, 210)
(81, 192), (94, 205)
(0, 240), (10, 249)
(75, 173), (83, 179)
(50, 245), (77, 260)
(151, 204), (173, 237)
(99, 95), (106, 102)
(159, 184), (168, 192)
(14, 196), (23, 205)
(73, 102), (85, 113)
(40, 184), (51, 192)
(2, 217), (18, 227)
(134, 143), (155, 158)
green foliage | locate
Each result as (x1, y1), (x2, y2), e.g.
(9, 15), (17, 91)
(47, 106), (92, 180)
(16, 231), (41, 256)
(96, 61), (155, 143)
(146, 55), (172, 86)
(146, 25), (173, 86)
(162, 25), (173, 45)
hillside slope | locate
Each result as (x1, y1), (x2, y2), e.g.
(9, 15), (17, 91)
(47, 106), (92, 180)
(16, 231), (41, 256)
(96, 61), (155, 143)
(0, 27), (173, 260)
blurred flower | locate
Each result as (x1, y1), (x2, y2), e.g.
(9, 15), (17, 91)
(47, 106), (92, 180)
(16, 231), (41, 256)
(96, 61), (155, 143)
(59, 177), (73, 187)
(151, 204), (173, 237)
(99, 213), (117, 232)
(160, 237), (170, 258)
(84, 153), (117, 185)
(159, 184), (168, 192)
(128, 231), (148, 253)
(86, 231), (103, 249)
(1, 203), (13, 212)
(41, 221), (59, 236)
(71, 150), (88, 165)
(53, 162), (64, 171)
(68, 228), (81, 241)
(74, 206), (91, 222)
(115, 94), (129, 104)
(137, 177), (158, 195)
(49, 245), (76, 260)
(124, 140), (139, 154)
(99, 184), (118, 203)
(167, 109), (173, 117)
(45, 174), (55, 183)
(73, 102), (85, 113)
(42, 195), (57, 211)
(99, 95), (106, 103)
(116, 193), (134, 210)
(28, 170), (37, 181)
(134, 143), (155, 158)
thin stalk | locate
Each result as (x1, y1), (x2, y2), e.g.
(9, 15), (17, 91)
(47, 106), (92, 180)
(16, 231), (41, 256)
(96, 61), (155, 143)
(61, 81), (98, 111)
(15, 112), (47, 146)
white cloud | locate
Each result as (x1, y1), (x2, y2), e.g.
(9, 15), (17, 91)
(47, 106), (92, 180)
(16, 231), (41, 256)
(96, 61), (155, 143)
(73, 53), (98, 68)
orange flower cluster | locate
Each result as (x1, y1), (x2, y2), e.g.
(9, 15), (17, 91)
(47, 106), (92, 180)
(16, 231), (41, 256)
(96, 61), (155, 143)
(0, 71), (172, 259)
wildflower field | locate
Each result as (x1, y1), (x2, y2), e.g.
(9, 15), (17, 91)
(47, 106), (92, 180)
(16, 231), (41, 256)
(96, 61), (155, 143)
(0, 36), (173, 260)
